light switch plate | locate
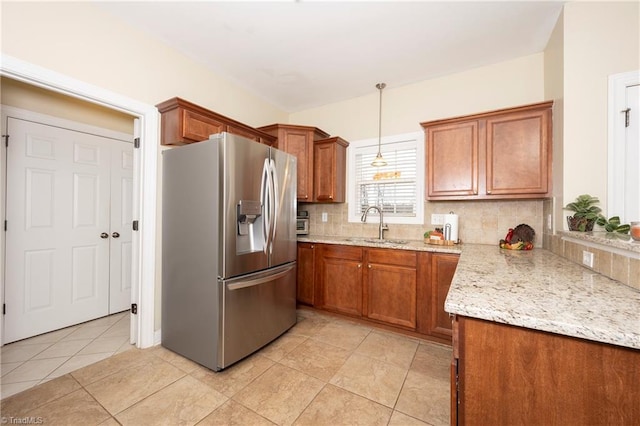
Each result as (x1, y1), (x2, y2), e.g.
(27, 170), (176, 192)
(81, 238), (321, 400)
(321, 212), (328, 223)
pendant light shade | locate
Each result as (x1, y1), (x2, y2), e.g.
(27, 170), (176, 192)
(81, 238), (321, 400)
(372, 82), (387, 167)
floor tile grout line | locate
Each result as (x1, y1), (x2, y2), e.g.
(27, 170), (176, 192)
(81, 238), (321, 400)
(1, 313), (132, 399)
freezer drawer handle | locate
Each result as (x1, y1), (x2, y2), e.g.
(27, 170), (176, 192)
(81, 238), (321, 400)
(227, 265), (295, 291)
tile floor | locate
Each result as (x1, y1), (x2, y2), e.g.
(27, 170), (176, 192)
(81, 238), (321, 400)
(1, 311), (133, 399)
(1, 309), (451, 426)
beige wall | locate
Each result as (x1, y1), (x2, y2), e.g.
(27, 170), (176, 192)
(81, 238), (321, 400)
(291, 53), (545, 140)
(0, 2), (288, 127)
(562, 1), (640, 217)
(1, 77), (135, 134)
(544, 8), (565, 234)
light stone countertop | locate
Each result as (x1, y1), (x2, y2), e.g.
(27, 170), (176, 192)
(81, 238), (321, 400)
(560, 230), (640, 254)
(297, 236), (639, 350)
(445, 244), (640, 350)
(296, 235), (462, 254)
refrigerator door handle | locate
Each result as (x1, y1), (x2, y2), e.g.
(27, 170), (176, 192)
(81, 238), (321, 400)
(269, 159), (279, 248)
(226, 264), (295, 291)
(260, 158), (271, 254)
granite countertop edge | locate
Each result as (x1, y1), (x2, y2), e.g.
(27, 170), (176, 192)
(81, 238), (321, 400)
(297, 235), (462, 254)
(444, 244), (640, 350)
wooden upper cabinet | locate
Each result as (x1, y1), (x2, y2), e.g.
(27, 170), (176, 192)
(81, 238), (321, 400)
(421, 101), (553, 200)
(257, 124), (329, 201)
(156, 97), (276, 146)
(426, 120), (479, 198)
(313, 137), (349, 203)
(486, 107), (550, 196)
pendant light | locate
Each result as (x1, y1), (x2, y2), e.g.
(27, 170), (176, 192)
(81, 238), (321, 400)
(371, 82), (387, 167)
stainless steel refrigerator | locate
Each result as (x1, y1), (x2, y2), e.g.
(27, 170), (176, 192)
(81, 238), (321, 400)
(161, 132), (297, 371)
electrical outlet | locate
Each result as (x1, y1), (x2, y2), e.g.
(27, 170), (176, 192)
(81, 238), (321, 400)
(582, 251), (594, 268)
(431, 214), (445, 225)
(321, 212), (328, 223)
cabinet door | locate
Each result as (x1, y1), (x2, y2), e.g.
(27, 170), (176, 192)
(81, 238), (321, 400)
(226, 124), (261, 143)
(182, 109), (226, 142)
(486, 108), (550, 196)
(317, 245), (363, 317)
(296, 243), (315, 305)
(457, 316), (640, 425)
(364, 249), (417, 329)
(426, 120), (479, 198)
(429, 253), (459, 338)
(314, 138), (347, 203)
(282, 129), (314, 200)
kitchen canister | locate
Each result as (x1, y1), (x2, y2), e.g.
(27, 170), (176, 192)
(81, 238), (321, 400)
(444, 212), (459, 242)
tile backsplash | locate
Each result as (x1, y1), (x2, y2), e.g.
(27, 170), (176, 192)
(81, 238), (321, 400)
(299, 200), (544, 247)
(299, 199), (639, 291)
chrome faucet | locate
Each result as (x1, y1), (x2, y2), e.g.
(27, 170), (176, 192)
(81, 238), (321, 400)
(361, 206), (388, 240)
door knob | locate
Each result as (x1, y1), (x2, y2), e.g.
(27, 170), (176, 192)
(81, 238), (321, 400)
(100, 232), (109, 239)
(112, 232), (120, 238)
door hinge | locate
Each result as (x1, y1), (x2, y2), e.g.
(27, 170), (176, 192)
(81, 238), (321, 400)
(132, 220), (139, 231)
(2, 134), (8, 147)
(622, 108), (631, 127)
(3, 303), (6, 315)
(134, 137), (140, 148)
(131, 303), (138, 314)
(4, 220), (7, 231)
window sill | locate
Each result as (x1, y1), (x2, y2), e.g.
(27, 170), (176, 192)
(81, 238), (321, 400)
(559, 231), (640, 258)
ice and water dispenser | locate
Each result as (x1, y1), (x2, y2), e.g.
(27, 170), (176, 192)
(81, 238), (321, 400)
(236, 200), (264, 253)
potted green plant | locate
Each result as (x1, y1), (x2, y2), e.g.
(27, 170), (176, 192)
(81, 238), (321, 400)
(564, 194), (602, 231)
(596, 216), (630, 234)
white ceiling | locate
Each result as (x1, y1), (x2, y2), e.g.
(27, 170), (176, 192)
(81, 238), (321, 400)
(96, 1), (565, 112)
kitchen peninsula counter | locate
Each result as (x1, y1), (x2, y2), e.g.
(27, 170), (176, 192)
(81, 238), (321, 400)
(445, 244), (640, 350)
(298, 236), (639, 349)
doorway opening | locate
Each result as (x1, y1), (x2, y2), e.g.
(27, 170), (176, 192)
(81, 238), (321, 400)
(0, 54), (158, 349)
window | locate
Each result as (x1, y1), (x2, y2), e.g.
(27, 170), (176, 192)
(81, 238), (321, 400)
(348, 132), (424, 224)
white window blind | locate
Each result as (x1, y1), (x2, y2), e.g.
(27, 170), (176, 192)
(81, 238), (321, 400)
(348, 133), (424, 225)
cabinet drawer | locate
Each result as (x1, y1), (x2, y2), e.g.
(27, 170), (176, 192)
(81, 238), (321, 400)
(366, 249), (416, 267)
(320, 244), (363, 261)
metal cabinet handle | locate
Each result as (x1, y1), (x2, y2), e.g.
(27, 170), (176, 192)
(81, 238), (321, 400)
(100, 232), (109, 239)
(357, 264), (362, 268)
(112, 232), (120, 238)
(368, 264), (372, 269)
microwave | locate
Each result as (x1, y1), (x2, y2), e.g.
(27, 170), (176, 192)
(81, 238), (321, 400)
(296, 211), (309, 235)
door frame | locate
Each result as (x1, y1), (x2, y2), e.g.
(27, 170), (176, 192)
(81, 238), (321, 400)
(608, 69), (640, 223)
(0, 54), (158, 348)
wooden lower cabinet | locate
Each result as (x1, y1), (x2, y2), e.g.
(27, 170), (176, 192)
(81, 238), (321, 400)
(296, 243), (316, 306)
(453, 316), (640, 425)
(298, 242), (458, 342)
(364, 249), (417, 329)
(428, 253), (458, 338)
(316, 244), (363, 317)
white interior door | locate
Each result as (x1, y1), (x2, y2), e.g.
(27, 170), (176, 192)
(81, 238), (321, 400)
(624, 84), (639, 222)
(4, 117), (131, 343)
(109, 142), (134, 313)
